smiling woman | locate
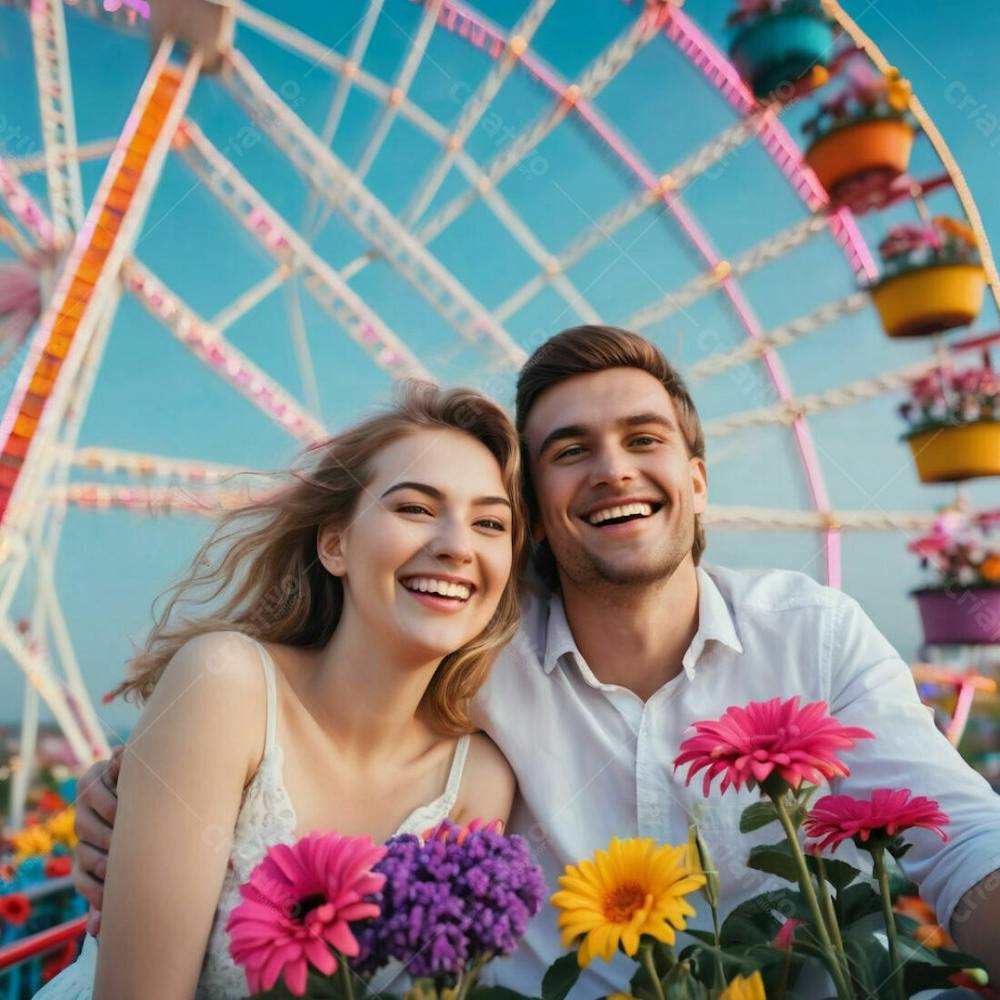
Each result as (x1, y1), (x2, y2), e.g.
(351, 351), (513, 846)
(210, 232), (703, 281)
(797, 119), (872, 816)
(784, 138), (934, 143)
(38, 380), (527, 999)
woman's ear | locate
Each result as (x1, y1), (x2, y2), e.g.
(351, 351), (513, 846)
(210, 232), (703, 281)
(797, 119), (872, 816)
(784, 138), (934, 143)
(317, 523), (347, 577)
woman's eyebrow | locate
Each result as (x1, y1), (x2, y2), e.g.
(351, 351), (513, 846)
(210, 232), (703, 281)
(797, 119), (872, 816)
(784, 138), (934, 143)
(381, 481), (511, 508)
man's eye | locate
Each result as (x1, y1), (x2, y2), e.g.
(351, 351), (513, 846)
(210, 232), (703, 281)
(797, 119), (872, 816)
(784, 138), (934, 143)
(554, 445), (584, 460)
(630, 435), (659, 447)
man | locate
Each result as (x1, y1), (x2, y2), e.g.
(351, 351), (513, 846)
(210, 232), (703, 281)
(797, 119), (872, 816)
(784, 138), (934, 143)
(75, 326), (1000, 993)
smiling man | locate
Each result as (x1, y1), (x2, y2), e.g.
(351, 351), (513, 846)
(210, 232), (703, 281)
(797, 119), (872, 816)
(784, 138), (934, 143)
(72, 325), (1000, 994)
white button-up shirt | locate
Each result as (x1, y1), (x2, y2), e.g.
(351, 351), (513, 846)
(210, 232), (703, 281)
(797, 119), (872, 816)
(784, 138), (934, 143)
(472, 564), (1000, 997)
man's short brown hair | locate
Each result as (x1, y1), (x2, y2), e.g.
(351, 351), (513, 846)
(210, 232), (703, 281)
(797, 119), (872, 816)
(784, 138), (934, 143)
(515, 325), (706, 564)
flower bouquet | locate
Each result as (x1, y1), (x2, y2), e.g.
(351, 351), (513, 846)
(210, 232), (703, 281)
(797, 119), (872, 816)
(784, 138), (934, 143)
(908, 508), (1000, 646)
(547, 698), (986, 1000)
(801, 61), (916, 209)
(869, 216), (986, 338)
(727, 0), (834, 100)
(228, 820), (545, 1000)
(899, 366), (1000, 483)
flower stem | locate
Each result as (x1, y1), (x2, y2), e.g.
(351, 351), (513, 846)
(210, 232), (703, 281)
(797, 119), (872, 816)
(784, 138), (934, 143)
(336, 951), (355, 1000)
(453, 954), (489, 1000)
(771, 795), (854, 1000)
(815, 854), (850, 986)
(640, 942), (668, 1000)
(710, 903), (726, 991)
(872, 848), (907, 1000)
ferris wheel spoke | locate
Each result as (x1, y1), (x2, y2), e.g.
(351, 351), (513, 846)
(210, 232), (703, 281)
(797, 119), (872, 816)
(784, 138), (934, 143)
(626, 213), (832, 332)
(308, 0), (444, 241)
(0, 155), (57, 250)
(400, 0), (557, 230)
(10, 137), (117, 177)
(29, 0), (86, 242)
(123, 261), (329, 443)
(220, 49), (525, 368)
(704, 505), (941, 532)
(684, 291), (870, 383)
(71, 447), (251, 483)
(209, 265), (290, 333)
(284, 275), (323, 419)
(412, 3), (671, 252)
(301, 0), (385, 239)
(54, 482), (253, 516)
(177, 120), (430, 382)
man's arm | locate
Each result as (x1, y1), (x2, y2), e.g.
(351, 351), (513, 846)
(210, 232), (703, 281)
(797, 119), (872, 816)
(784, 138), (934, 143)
(952, 871), (1000, 983)
(828, 594), (1000, 984)
(73, 747), (122, 935)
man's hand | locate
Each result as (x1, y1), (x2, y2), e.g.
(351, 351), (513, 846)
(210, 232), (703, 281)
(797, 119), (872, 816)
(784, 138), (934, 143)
(73, 745), (123, 936)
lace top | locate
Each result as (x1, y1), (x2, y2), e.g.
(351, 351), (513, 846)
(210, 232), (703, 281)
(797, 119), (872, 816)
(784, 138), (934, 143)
(36, 636), (470, 1000)
(198, 639), (471, 998)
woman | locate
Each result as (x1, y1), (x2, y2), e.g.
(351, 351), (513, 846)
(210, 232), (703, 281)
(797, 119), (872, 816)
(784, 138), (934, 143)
(39, 382), (526, 999)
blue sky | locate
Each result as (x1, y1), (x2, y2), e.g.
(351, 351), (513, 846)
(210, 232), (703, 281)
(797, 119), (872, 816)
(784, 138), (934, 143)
(0, 0), (998, 735)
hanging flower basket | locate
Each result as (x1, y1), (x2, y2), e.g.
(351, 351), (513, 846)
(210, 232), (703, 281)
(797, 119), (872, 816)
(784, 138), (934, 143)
(909, 508), (1000, 644)
(912, 587), (1000, 645)
(802, 63), (916, 206)
(870, 218), (985, 338)
(728, 3), (834, 99)
(899, 367), (1000, 482)
(806, 117), (915, 200)
(905, 421), (1000, 482)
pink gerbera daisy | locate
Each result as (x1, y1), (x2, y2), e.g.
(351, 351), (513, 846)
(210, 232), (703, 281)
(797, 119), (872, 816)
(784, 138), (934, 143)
(804, 788), (949, 854)
(227, 831), (387, 997)
(673, 696), (874, 796)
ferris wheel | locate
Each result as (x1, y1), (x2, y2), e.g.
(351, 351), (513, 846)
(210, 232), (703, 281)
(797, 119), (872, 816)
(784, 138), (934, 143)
(0, 0), (998, 821)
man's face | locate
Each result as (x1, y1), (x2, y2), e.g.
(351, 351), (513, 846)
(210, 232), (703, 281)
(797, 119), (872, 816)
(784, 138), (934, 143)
(523, 367), (707, 591)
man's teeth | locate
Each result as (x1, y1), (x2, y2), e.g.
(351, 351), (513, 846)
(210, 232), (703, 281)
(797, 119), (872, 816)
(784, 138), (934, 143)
(588, 502), (654, 526)
(402, 577), (471, 600)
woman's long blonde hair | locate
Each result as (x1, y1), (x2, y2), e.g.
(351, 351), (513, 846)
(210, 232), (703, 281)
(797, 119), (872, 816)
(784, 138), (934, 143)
(113, 382), (527, 735)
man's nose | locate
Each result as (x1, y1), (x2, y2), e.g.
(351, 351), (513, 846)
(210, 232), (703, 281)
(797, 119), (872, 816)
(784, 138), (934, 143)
(589, 446), (636, 488)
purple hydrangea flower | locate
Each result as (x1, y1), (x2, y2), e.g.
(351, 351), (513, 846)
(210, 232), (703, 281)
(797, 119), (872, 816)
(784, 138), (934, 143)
(356, 821), (546, 980)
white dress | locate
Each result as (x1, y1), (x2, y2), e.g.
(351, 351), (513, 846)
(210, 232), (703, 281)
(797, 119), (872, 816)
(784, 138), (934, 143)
(37, 637), (471, 999)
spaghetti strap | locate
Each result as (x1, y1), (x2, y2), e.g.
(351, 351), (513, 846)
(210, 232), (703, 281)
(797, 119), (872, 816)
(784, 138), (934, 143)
(249, 637), (279, 753)
(443, 734), (471, 800)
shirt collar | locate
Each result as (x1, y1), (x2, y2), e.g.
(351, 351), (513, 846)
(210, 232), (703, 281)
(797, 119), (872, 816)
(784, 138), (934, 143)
(540, 564), (743, 677)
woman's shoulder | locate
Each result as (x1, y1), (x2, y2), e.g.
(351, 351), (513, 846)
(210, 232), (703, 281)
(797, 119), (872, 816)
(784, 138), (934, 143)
(132, 631), (270, 774)
(453, 732), (516, 828)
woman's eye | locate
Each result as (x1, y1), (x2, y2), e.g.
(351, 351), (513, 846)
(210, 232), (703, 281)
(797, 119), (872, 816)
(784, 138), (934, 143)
(477, 518), (507, 532)
(398, 504), (432, 515)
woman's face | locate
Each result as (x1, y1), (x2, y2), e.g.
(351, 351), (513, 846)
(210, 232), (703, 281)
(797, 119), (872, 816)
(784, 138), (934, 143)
(321, 428), (515, 665)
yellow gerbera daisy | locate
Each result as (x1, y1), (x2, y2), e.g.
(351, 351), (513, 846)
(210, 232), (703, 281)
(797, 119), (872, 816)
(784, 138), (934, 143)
(551, 837), (705, 967)
(718, 971), (765, 1000)
(12, 823), (53, 861)
(47, 807), (77, 848)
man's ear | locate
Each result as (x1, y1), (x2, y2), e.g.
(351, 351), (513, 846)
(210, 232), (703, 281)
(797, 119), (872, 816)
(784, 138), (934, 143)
(690, 456), (708, 515)
(317, 523), (347, 577)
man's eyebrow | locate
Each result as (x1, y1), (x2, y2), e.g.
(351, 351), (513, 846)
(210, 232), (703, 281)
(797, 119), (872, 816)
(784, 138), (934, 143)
(380, 481), (511, 508)
(536, 412), (676, 458)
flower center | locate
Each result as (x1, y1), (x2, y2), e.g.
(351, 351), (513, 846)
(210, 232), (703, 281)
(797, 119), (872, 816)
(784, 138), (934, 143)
(288, 893), (326, 921)
(603, 881), (648, 923)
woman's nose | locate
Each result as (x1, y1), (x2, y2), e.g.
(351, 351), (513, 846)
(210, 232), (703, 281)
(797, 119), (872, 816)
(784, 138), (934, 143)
(427, 519), (474, 565)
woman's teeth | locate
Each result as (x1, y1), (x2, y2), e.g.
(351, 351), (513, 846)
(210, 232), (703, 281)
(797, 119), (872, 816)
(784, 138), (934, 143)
(401, 577), (471, 600)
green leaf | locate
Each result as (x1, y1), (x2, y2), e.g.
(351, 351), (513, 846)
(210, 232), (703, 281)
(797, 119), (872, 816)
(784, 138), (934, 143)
(719, 888), (809, 947)
(810, 854), (861, 892)
(739, 800), (779, 833)
(746, 844), (799, 885)
(540, 952), (581, 1000)
(837, 882), (883, 926)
